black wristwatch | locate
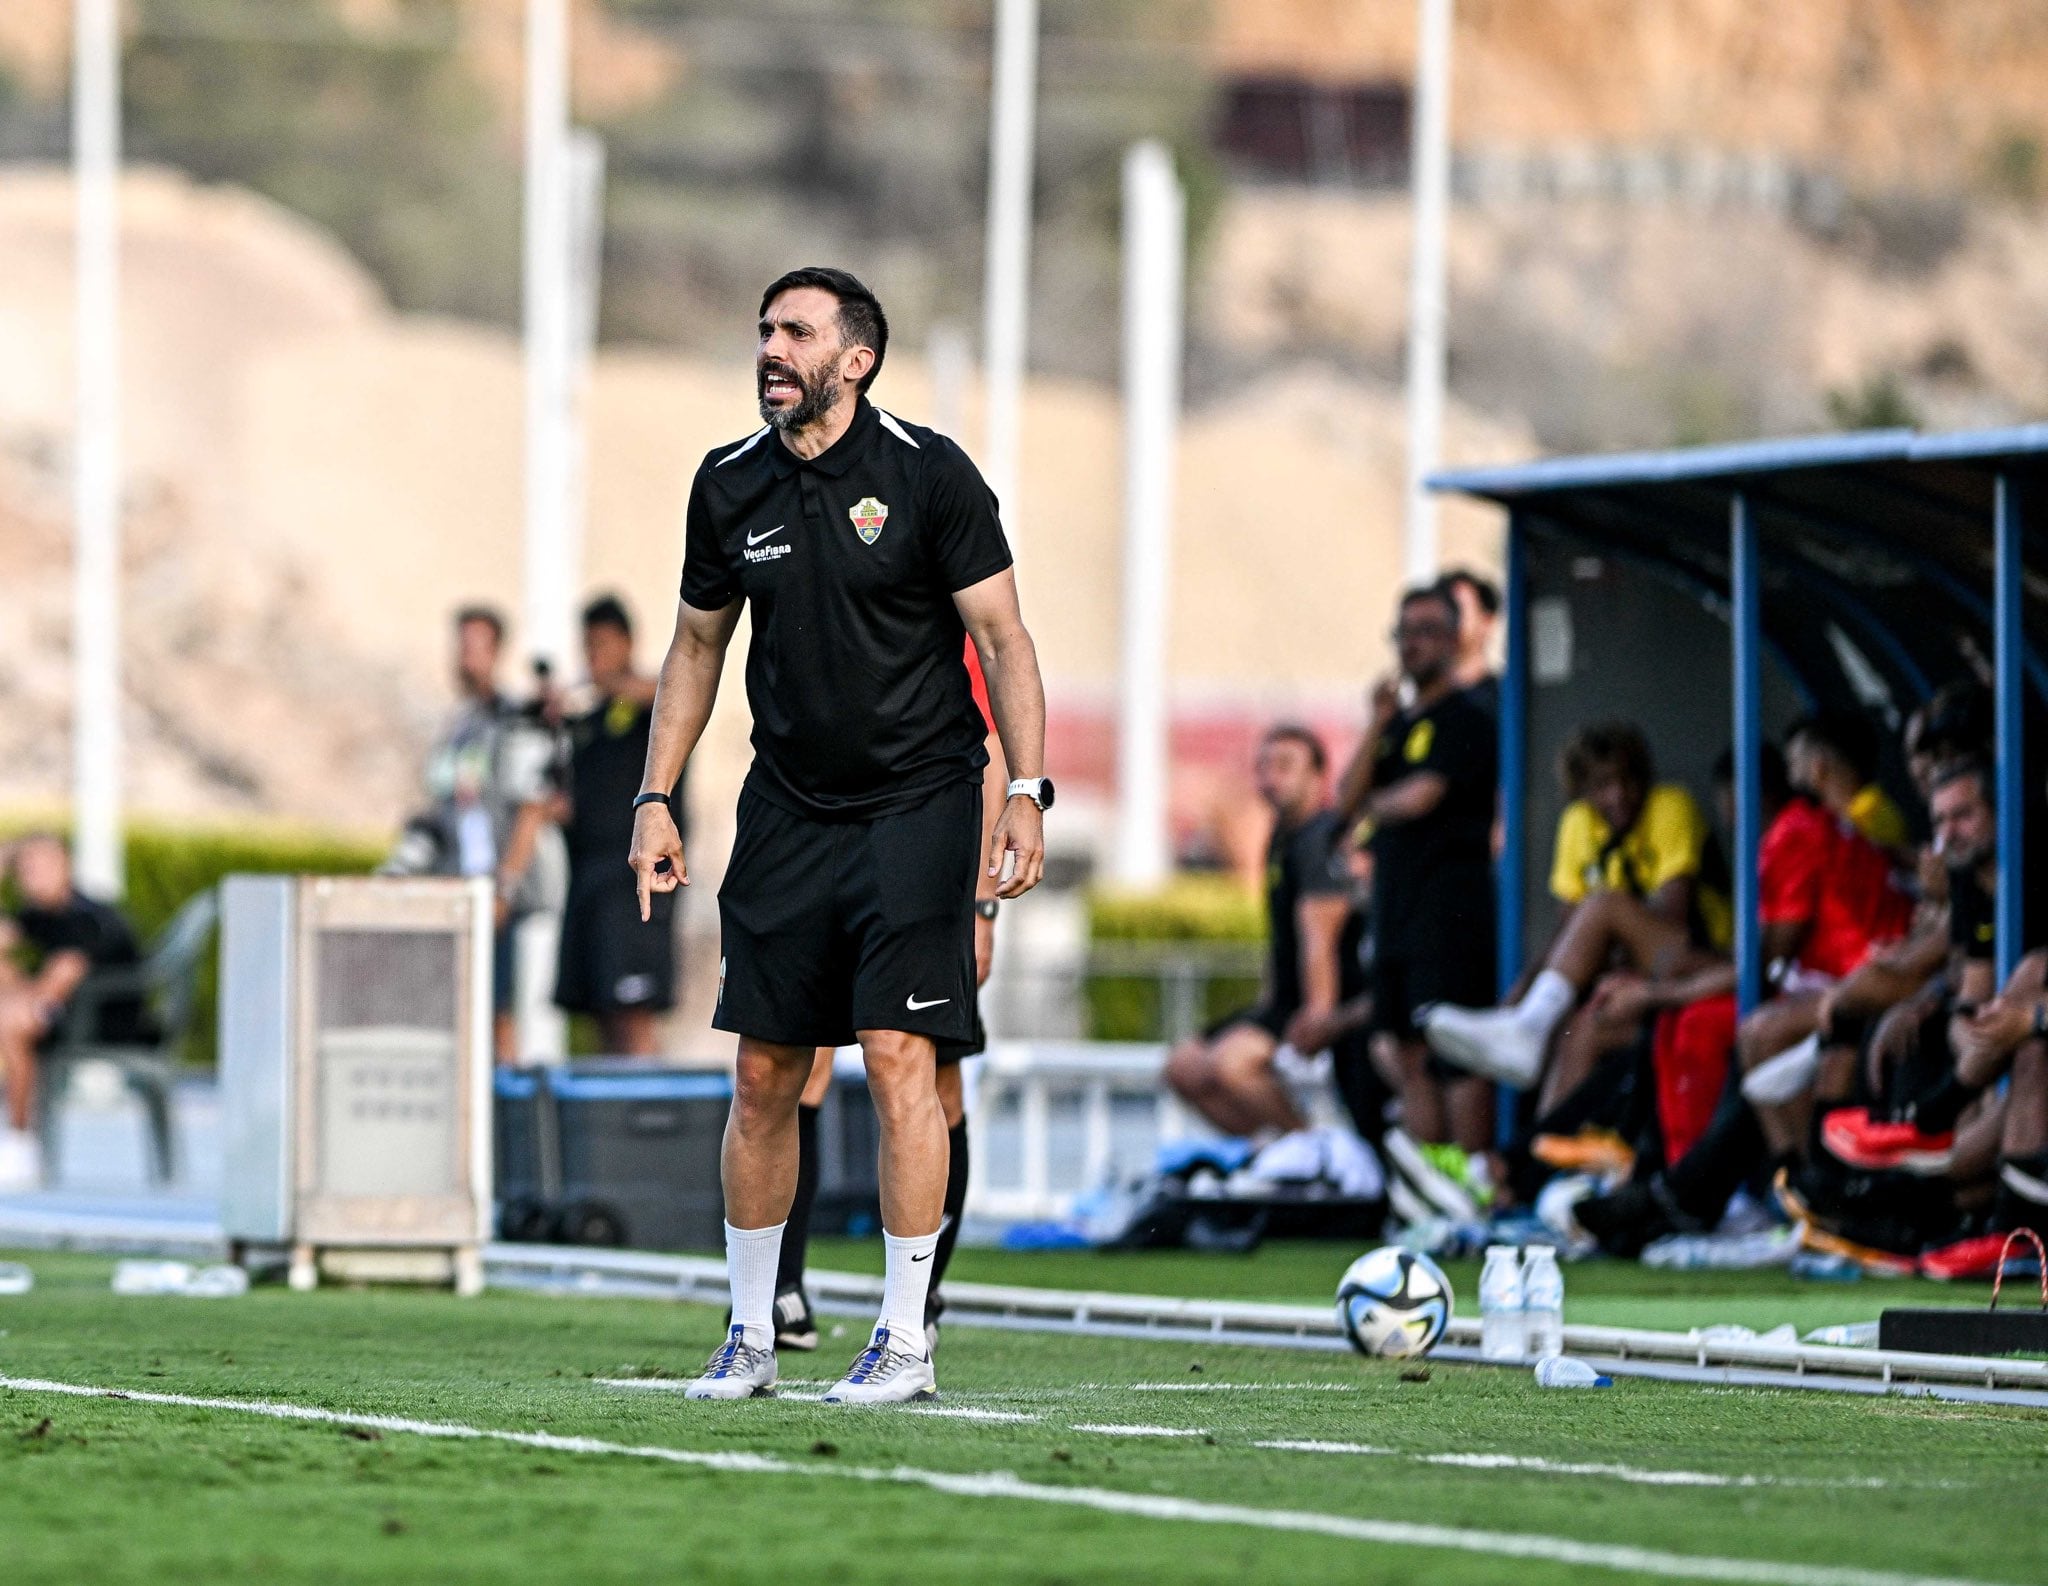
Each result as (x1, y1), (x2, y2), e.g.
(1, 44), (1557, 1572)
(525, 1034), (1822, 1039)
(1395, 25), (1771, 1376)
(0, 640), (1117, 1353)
(975, 898), (1000, 922)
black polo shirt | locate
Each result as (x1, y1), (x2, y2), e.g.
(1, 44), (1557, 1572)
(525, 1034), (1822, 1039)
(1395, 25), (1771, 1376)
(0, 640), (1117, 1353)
(1367, 686), (1497, 932)
(681, 397), (1014, 821)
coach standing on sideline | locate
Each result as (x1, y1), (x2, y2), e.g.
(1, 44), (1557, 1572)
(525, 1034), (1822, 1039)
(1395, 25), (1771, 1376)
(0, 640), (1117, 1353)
(629, 267), (1050, 1406)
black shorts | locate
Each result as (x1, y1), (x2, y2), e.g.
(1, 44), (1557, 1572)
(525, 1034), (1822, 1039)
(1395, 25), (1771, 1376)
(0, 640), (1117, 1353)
(554, 864), (677, 1016)
(716, 782), (980, 1049)
(1370, 893), (1496, 1041)
(1203, 1003), (1289, 1043)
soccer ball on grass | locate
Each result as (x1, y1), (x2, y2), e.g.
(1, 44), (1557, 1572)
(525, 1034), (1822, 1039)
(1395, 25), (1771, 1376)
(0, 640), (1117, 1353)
(1336, 1245), (1453, 1359)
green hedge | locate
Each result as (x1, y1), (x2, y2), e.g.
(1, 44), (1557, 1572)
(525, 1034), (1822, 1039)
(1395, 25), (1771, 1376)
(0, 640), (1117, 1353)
(1085, 875), (1266, 1042)
(3, 813), (389, 1065)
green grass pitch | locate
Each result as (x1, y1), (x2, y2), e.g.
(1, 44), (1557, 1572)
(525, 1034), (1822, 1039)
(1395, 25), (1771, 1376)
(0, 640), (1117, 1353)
(3, 1241), (2045, 1586)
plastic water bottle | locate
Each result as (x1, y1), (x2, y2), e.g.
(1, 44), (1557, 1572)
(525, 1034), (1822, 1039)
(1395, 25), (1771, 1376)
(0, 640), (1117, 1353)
(111, 1260), (193, 1296)
(1521, 1244), (1565, 1360)
(1534, 1355), (1612, 1388)
(1478, 1244), (1527, 1361)
(182, 1265), (251, 1299)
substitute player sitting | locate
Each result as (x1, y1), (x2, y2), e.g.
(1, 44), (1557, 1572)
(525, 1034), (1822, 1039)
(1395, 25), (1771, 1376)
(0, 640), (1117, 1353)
(629, 267), (1050, 1406)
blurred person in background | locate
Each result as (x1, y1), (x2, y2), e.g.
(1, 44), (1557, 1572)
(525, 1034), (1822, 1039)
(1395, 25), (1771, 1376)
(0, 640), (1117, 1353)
(1437, 567), (1501, 717)
(385, 605), (564, 1063)
(1423, 722), (1718, 1096)
(0, 834), (154, 1191)
(1335, 584), (1498, 1217)
(552, 595), (683, 1057)
(1164, 725), (1358, 1140)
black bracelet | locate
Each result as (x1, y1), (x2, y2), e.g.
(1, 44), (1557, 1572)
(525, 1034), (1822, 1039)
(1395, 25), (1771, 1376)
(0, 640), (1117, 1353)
(631, 791), (670, 812)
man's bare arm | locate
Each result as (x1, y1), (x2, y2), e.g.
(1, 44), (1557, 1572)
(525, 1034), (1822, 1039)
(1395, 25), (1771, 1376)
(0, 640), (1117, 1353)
(1366, 771), (1447, 828)
(1823, 922), (1948, 1029)
(955, 568), (1048, 899)
(629, 598), (742, 919)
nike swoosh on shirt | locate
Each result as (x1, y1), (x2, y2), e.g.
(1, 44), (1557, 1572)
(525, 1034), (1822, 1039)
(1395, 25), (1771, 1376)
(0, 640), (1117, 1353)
(746, 524), (785, 546)
(905, 995), (950, 1011)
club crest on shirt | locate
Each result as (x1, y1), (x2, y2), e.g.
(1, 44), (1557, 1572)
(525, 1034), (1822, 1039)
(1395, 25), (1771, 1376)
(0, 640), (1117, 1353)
(849, 496), (890, 544)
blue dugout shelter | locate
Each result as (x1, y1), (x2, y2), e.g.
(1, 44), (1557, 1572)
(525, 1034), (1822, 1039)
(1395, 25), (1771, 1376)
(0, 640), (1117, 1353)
(1431, 426), (2048, 1016)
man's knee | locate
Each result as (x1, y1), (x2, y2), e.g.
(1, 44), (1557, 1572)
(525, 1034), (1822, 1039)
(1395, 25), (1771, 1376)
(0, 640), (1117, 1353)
(1211, 1039), (1275, 1091)
(2007, 951), (2048, 997)
(731, 1041), (811, 1132)
(861, 1030), (939, 1122)
(1164, 1038), (1213, 1100)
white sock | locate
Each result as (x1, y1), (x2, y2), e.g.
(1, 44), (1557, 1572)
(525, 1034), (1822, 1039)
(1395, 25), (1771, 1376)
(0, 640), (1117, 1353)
(725, 1220), (785, 1351)
(878, 1228), (940, 1353)
(1516, 969), (1577, 1040)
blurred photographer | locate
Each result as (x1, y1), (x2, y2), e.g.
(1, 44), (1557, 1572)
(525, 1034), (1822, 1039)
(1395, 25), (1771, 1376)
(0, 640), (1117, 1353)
(385, 605), (564, 1063)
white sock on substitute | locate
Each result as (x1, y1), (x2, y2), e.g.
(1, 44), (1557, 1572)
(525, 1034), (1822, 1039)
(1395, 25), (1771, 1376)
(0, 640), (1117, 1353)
(725, 1220), (785, 1350)
(878, 1228), (940, 1352)
(1517, 968), (1577, 1039)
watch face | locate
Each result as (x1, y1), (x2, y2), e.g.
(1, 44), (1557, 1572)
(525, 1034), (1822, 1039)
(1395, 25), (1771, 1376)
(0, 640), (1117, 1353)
(1037, 776), (1055, 810)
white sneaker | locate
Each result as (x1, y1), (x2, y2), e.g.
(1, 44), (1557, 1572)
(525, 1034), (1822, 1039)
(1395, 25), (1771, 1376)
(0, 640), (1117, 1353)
(1381, 1127), (1480, 1222)
(682, 1324), (778, 1400)
(821, 1325), (938, 1405)
(1421, 1003), (1544, 1088)
(0, 1129), (43, 1193)
(1742, 1034), (1821, 1107)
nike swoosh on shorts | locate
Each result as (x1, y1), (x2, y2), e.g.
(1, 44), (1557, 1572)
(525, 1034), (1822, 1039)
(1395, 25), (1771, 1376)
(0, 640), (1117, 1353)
(905, 995), (950, 1011)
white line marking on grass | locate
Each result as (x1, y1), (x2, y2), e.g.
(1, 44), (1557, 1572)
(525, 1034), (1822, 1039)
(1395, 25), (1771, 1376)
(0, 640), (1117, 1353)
(1123, 1382), (1359, 1393)
(0, 1376), (1998, 1586)
(1070, 1423), (1208, 1438)
(908, 1406), (1039, 1424)
(1256, 1441), (1891, 1490)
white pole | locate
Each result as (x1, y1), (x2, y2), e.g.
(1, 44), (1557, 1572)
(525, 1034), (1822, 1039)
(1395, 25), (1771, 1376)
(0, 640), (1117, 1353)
(72, 0), (122, 899)
(927, 321), (971, 440)
(561, 128), (606, 635)
(981, 0), (1039, 535)
(523, 0), (574, 675)
(1111, 142), (1185, 891)
(1402, 0), (1453, 584)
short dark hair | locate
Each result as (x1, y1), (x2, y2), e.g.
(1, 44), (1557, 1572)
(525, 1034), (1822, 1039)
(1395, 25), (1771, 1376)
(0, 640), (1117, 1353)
(758, 266), (890, 394)
(1561, 721), (1654, 798)
(454, 605), (505, 643)
(1398, 583), (1460, 632)
(1918, 681), (1992, 764)
(1262, 722), (1327, 773)
(1931, 756), (1994, 809)
(1788, 709), (1881, 783)
(1438, 567), (1501, 617)
(582, 593), (632, 637)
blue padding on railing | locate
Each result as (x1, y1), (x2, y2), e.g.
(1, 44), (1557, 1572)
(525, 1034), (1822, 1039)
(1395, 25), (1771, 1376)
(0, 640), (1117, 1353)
(546, 1070), (733, 1102)
(494, 1069), (541, 1100)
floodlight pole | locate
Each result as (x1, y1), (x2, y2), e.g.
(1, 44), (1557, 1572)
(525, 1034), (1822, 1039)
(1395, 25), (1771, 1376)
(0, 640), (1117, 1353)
(981, 0), (1039, 536)
(72, 0), (123, 898)
(523, 0), (575, 675)
(1402, 0), (1453, 583)
(561, 127), (607, 642)
(1111, 142), (1185, 890)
